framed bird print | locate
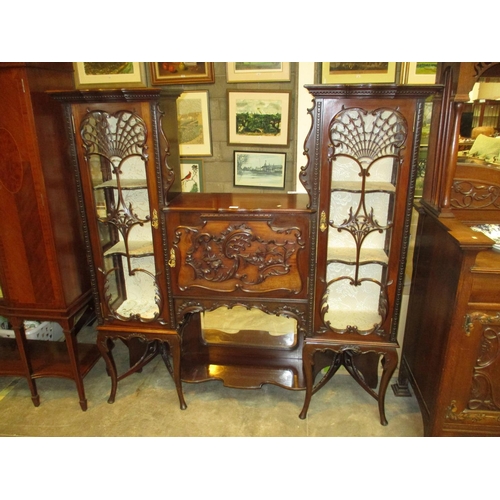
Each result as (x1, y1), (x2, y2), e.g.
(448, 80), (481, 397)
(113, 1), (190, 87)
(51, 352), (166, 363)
(180, 159), (203, 192)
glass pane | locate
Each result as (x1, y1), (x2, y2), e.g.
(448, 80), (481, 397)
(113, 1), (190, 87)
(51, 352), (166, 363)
(81, 109), (160, 321)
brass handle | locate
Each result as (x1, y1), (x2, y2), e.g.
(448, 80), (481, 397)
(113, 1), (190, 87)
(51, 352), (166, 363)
(320, 211), (328, 232)
(152, 209), (159, 230)
(168, 248), (176, 268)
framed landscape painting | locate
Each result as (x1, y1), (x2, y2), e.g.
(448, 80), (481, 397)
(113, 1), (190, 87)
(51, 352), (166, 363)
(321, 62), (396, 84)
(176, 91), (212, 156)
(401, 62), (437, 84)
(73, 62), (147, 88)
(226, 62), (290, 82)
(150, 62), (214, 85)
(234, 151), (286, 189)
(228, 91), (290, 146)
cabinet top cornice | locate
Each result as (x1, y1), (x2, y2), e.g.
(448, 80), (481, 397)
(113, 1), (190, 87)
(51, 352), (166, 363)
(305, 84), (443, 99)
(48, 88), (181, 103)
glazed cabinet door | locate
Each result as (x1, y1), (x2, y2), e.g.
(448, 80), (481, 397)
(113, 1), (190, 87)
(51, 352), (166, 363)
(70, 101), (170, 324)
(314, 97), (420, 342)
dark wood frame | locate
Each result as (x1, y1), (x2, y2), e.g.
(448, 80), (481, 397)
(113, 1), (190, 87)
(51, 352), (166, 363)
(233, 151), (286, 189)
(150, 62), (214, 85)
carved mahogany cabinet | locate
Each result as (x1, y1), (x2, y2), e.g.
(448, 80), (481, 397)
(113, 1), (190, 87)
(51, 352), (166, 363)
(0, 63), (98, 410)
(51, 89), (186, 409)
(298, 84), (440, 424)
(165, 193), (312, 390)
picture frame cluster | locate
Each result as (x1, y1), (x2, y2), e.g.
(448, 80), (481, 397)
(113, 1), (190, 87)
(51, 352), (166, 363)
(71, 62), (437, 193)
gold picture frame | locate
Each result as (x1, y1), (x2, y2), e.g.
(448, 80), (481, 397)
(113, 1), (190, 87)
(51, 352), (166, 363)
(228, 90), (291, 146)
(73, 62), (147, 88)
(177, 90), (212, 157)
(321, 62), (396, 84)
(401, 62), (437, 84)
(150, 62), (214, 85)
(226, 62), (290, 82)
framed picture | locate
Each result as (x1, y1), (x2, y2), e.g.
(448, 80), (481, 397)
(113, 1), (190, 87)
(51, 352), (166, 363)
(226, 62), (290, 82)
(228, 91), (290, 146)
(321, 62), (397, 84)
(401, 62), (437, 84)
(73, 62), (147, 88)
(150, 62), (214, 85)
(234, 151), (286, 189)
(177, 91), (212, 156)
(180, 159), (203, 193)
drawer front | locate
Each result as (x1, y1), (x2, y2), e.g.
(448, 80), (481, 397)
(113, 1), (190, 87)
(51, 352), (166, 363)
(168, 212), (309, 297)
(470, 272), (500, 304)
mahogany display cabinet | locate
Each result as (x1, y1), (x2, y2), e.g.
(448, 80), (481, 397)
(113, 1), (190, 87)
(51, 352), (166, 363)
(298, 84), (441, 424)
(0, 63), (98, 410)
(50, 88), (186, 409)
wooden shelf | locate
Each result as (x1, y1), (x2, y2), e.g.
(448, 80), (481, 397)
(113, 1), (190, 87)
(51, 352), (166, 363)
(0, 338), (100, 379)
(203, 328), (296, 349)
(181, 351), (305, 389)
(327, 246), (388, 264)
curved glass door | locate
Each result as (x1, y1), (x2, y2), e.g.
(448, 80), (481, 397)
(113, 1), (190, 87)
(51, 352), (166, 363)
(322, 106), (408, 335)
(80, 109), (161, 322)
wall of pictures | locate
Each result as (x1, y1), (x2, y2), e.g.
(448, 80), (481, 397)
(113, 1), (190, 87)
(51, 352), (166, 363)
(75, 62), (437, 194)
(149, 62), (299, 194)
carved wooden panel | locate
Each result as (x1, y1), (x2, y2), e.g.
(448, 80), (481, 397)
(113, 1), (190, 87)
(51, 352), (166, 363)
(468, 313), (500, 411)
(172, 218), (306, 294)
(451, 179), (500, 209)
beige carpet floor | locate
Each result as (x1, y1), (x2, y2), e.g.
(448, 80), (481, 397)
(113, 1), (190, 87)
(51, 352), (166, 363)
(0, 323), (423, 438)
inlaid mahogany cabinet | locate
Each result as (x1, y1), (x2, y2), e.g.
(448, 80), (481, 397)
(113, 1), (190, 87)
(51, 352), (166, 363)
(299, 84), (440, 424)
(51, 89), (186, 409)
(0, 63), (98, 410)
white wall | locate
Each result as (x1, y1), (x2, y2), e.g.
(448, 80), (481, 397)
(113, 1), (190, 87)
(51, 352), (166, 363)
(295, 63), (316, 193)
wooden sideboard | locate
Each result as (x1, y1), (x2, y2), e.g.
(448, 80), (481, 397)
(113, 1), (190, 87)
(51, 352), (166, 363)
(394, 161), (500, 435)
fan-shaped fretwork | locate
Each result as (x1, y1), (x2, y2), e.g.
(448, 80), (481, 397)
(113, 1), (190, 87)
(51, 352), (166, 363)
(80, 110), (152, 275)
(80, 110), (148, 161)
(329, 107), (407, 165)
